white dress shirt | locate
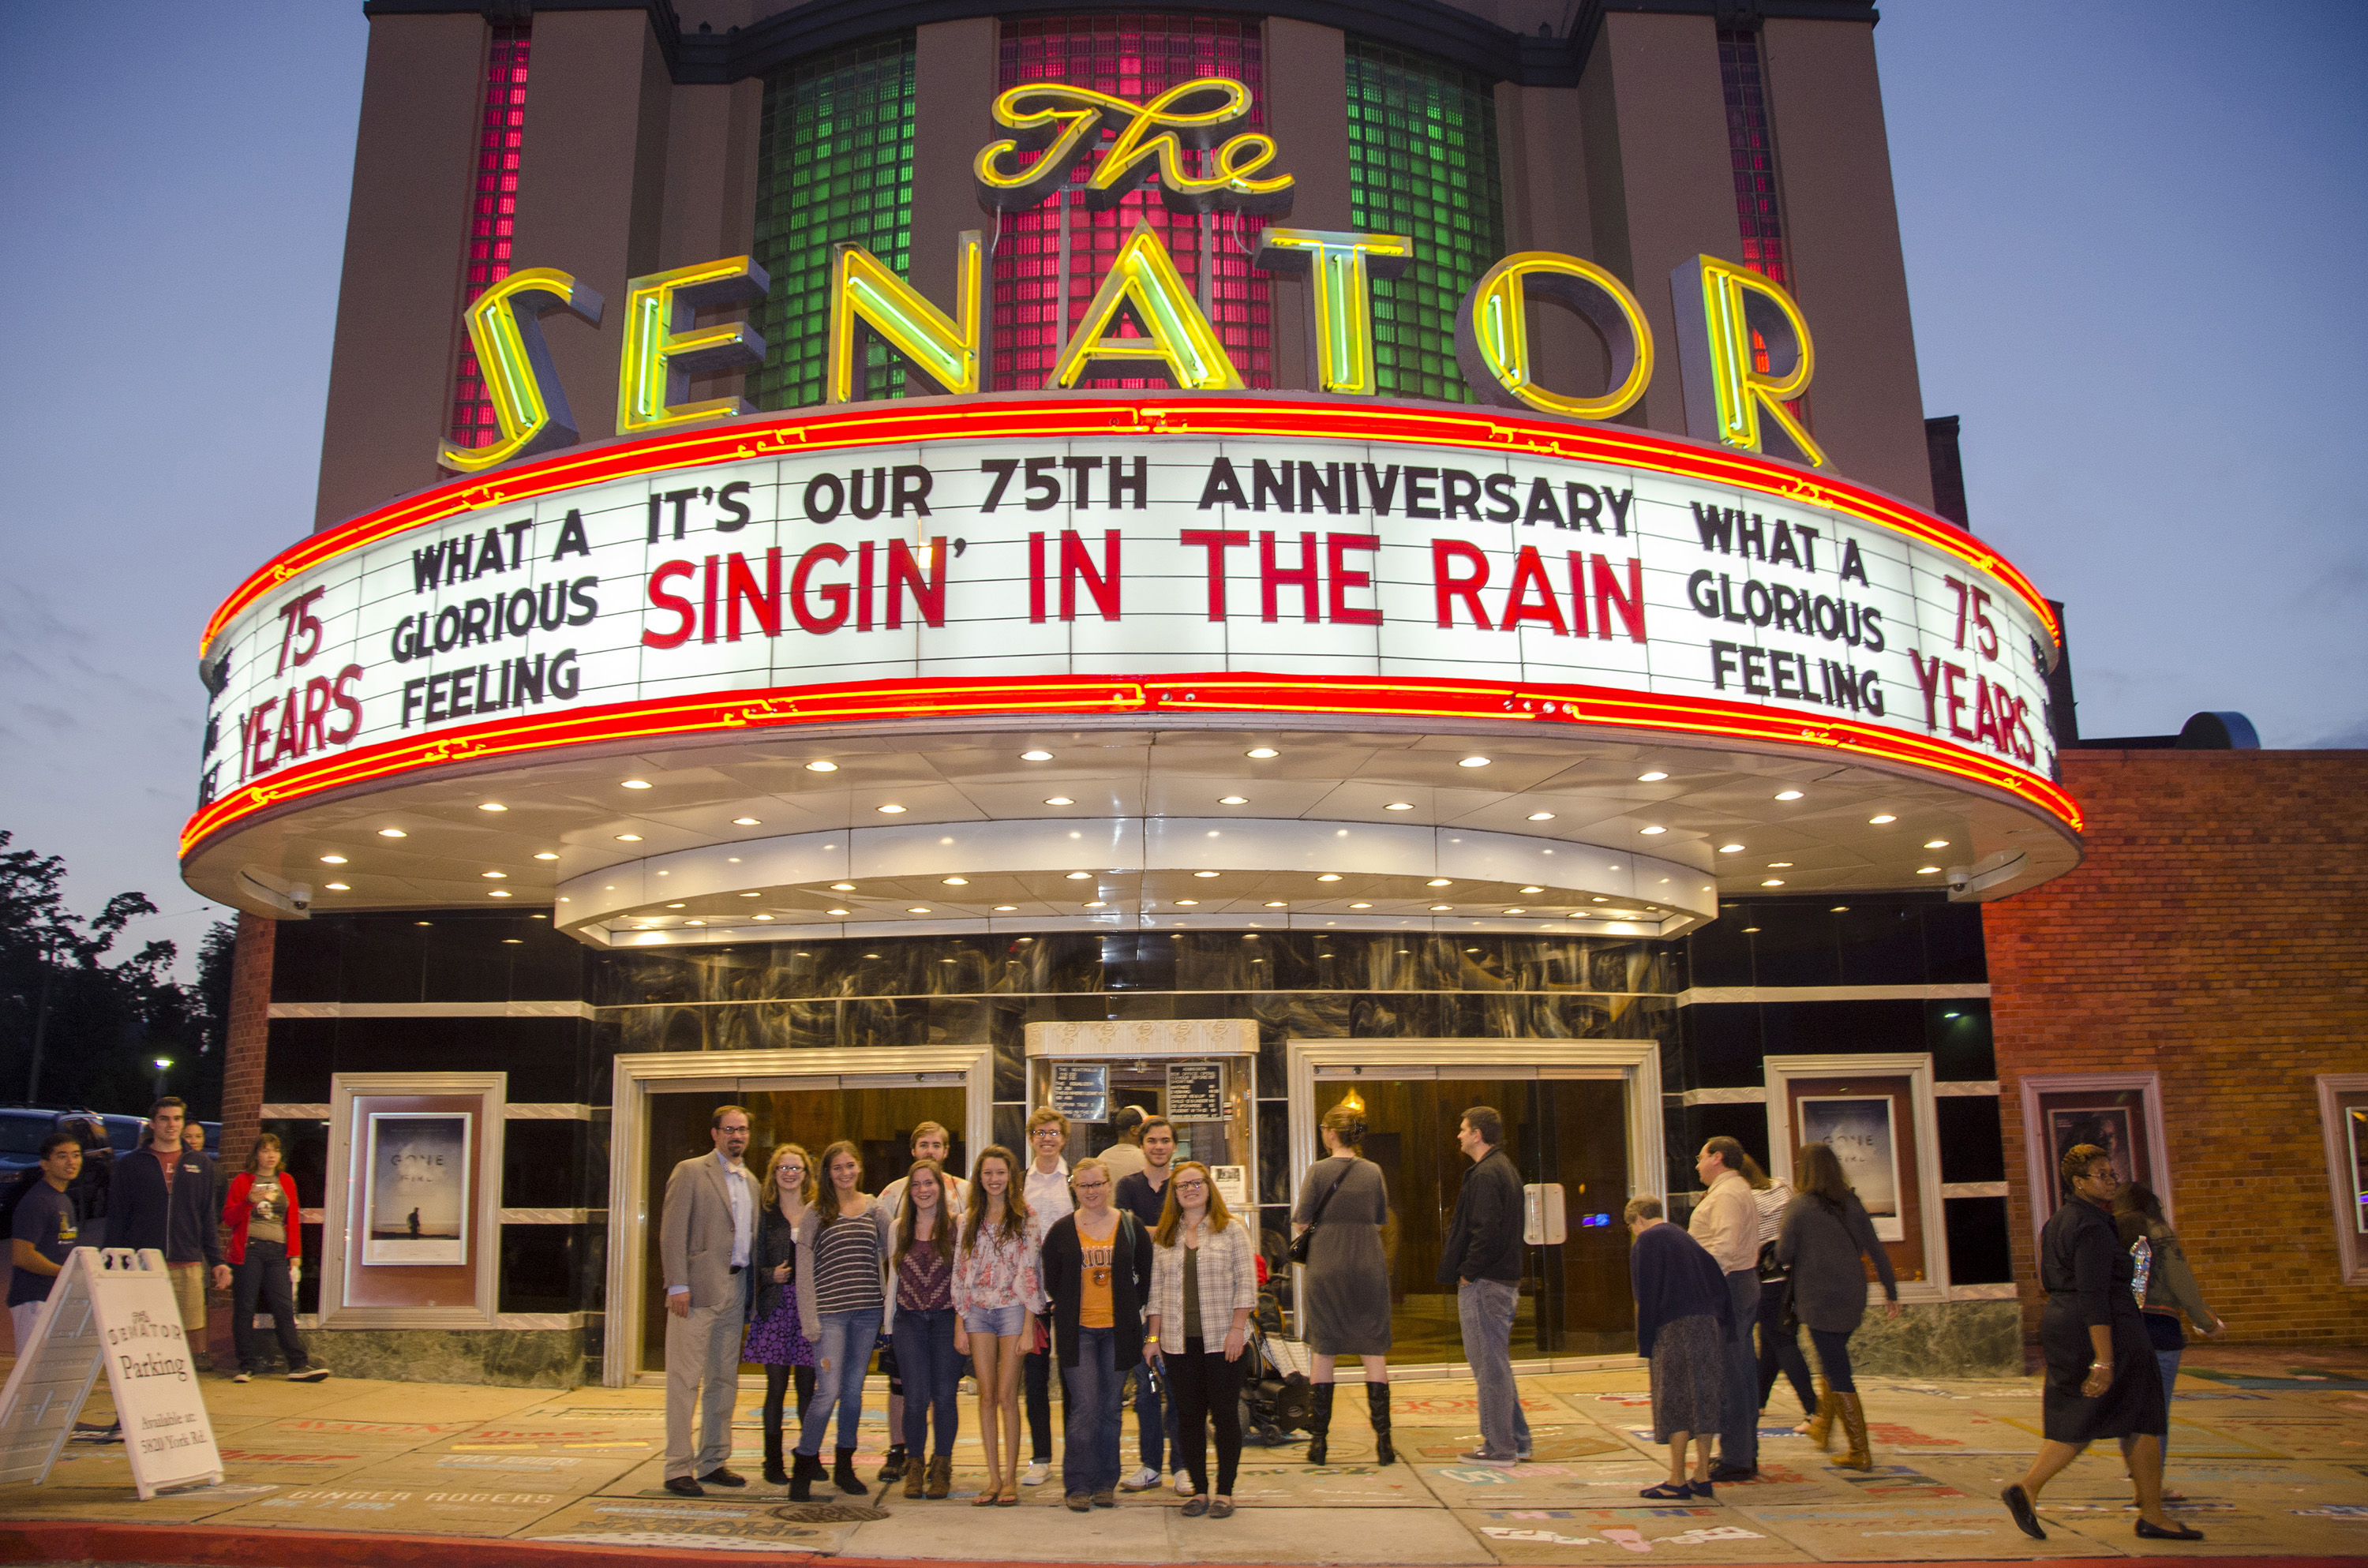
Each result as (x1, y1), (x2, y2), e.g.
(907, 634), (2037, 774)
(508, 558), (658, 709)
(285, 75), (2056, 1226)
(722, 1154), (755, 1269)
(1689, 1168), (1759, 1274)
(1024, 1157), (1073, 1229)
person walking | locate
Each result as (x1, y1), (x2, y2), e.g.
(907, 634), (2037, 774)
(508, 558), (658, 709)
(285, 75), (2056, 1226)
(1114, 1114), (1182, 1493)
(1017, 1107), (1073, 1487)
(1775, 1143), (1898, 1469)
(222, 1136), (327, 1383)
(1752, 1165), (1816, 1431)
(747, 1143), (819, 1487)
(1147, 1161), (1257, 1519)
(8, 1132), (84, 1351)
(659, 1105), (757, 1497)
(2000, 1144), (2200, 1544)
(876, 1121), (969, 1487)
(890, 1159), (962, 1499)
(1039, 1156), (1153, 1512)
(1624, 1196), (1730, 1502)
(107, 1099), (228, 1372)
(954, 1145), (1043, 1507)
(2114, 1181), (2222, 1476)
(789, 1140), (894, 1502)
(1687, 1136), (1763, 1480)
(1293, 1102), (1394, 1467)
(1441, 1106), (1527, 1469)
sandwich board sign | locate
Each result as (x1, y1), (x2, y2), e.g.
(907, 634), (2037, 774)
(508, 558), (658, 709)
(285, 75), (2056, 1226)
(0, 1247), (223, 1497)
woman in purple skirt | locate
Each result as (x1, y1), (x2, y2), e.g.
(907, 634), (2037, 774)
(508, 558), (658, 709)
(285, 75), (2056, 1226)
(749, 1142), (819, 1485)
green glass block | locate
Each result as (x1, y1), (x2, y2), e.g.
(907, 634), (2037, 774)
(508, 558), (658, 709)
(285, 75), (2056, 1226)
(752, 34), (917, 410)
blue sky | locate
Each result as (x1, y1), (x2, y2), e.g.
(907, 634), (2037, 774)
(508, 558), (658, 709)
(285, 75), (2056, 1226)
(0, 1), (2359, 967)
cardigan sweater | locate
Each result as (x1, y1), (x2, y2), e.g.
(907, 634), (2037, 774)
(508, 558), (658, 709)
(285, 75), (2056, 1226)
(1774, 1189), (1898, 1334)
(1631, 1220), (1729, 1359)
(223, 1172), (302, 1266)
(1039, 1209), (1153, 1369)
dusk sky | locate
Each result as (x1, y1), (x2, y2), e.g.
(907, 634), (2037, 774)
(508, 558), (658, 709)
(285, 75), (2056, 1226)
(2, 2), (2359, 970)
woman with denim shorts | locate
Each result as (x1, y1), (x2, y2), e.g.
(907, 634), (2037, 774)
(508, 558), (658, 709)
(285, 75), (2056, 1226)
(953, 1144), (1043, 1506)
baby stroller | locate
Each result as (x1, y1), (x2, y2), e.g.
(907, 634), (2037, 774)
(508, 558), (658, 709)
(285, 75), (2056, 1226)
(1238, 1253), (1317, 1446)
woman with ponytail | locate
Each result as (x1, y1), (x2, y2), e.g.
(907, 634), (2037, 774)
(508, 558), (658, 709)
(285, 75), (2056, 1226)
(1291, 1102), (1394, 1466)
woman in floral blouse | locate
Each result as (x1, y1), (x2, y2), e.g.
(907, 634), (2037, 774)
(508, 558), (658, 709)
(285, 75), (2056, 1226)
(953, 1145), (1044, 1506)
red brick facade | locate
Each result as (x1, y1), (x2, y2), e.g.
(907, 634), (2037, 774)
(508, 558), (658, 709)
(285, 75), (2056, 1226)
(217, 911), (276, 1175)
(1984, 748), (2368, 1346)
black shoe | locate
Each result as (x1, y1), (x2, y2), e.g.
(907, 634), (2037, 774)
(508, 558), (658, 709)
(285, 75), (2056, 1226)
(664, 1476), (704, 1498)
(1708, 1464), (1756, 1483)
(833, 1446), (868, 1497)
(879, 1445), (907, 1483)
(701, 1466), (747, 1487)
(2135, 1518), (2205, 1541)
(1366, 1383), (1395, 1466)
(2002, 1483), (2046, 1540)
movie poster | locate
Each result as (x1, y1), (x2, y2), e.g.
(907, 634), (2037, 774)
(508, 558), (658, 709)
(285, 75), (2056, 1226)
(362, 1112), (470, 1265)
(1800, 1095), (1905, 1241)
(2036, 1089), (2155, 1224)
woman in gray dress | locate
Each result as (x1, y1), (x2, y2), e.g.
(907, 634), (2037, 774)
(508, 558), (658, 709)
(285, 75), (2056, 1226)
(1292, 1103), (1393, 1466)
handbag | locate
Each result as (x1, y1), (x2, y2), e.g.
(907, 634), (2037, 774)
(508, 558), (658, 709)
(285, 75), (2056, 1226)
(1287, 1161), (1350, 1266)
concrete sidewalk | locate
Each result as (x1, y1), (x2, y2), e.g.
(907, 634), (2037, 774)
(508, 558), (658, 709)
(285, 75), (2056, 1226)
(6, 1356), (2368, 1563)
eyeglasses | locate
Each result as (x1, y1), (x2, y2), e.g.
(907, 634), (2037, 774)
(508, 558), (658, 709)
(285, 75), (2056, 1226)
(1073, 1180), (1108, 1192)
(1176, 1179), (1208, 1191)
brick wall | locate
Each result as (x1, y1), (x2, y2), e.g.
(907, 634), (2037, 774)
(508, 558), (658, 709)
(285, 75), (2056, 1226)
(218, 911), (276, 1175)
(1984, 749), (2368, 1346)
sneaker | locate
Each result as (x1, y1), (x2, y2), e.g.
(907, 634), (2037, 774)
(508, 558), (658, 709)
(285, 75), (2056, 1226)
(288, 1367), (331, 1383)
(1458, 1449), (1519, 1469)
(1118, 1465), (1161, 1492)
(1021, 1459), (1051, 1487)
(1175, 1470), (1195, 1496)
(230, 1371), (252, 1384)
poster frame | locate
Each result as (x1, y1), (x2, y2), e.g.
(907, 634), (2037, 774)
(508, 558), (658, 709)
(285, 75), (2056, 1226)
(2015, 1070), (2171, 1257)
(1797, 1094), (1907, 1242)
(1764, 1053), (1948, 1302)
(360, 1110), (474, 1266)
(321, 1071), (506, 1329)
(2316, 1073), (2368, 1287)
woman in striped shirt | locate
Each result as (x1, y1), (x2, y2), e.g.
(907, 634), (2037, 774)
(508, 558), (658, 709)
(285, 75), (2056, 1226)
(789, 1139), (893, 1502)
(953, 1145), (1043, 1506)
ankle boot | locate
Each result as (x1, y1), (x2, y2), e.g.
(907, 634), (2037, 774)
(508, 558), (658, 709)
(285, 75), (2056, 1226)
(1306, 1383), (1335, 1466)
(1801, 1375), (1836, 1450)
(879, 1444), (908, 1484)
(834, 1446), (868, 1496)
(1366, 1381), (1395, 1466)
(764, 1421), (789, 1486)
(1834, 1391), (1873, 1471)
(904, 1450), (927, 1498)
(926, 1453), (952, 1499)
(789, 1449), (823, 1502)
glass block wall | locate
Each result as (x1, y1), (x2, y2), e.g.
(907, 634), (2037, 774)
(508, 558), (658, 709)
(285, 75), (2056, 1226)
(448, 25), (531, 450)
(751, 35), (916, 410)
(1715, 28), (1789, 288)
(991, 14), (1273, 392)
(1344, 37), (1504, 403)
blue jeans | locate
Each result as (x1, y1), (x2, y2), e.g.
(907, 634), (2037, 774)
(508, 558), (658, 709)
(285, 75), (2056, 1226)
(798, 1306), (883, 1456)
(898, 1307), (961, 1458)
(1720, 1270), (1759, 1471)
(1134, 1354), (1178, 1471)
(1061, 1326), (1129, 1496)
(1808, 1327), (1857, 1394)
(1457, 1278), (1531, 1461)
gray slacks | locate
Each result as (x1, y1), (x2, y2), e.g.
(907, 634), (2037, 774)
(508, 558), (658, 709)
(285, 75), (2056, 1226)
(666, 1298), (745, 1479)
(1719, 1268), (1759, 1472)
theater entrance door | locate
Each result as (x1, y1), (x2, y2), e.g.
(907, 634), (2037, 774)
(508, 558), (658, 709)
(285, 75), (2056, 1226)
(605, 1047), (992, 1387)
(1285, 1041), (1664, 1370)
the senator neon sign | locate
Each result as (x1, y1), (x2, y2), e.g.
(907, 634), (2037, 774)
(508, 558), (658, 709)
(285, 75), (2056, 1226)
(439, 78), (1830, 477)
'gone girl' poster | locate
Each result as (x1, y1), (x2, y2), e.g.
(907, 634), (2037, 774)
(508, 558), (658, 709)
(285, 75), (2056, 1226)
(363, 1113), (470, 1264)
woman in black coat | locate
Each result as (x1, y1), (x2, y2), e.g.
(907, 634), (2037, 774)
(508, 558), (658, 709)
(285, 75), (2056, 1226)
(2000, 1144), (2200, 1544)
(1036, 1157), (1155, 1512)
(1774, 1142), (1898, 1470)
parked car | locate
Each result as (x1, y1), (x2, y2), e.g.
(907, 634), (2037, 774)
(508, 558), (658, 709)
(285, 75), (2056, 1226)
(0, 1107), (118, 1237)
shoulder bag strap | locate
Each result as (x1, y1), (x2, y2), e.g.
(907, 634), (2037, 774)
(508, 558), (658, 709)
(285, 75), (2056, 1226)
(1306, 1158), (1351, 1227)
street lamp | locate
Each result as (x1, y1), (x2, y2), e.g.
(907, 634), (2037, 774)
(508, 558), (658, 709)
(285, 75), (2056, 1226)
(152, 1057), (174, 1100)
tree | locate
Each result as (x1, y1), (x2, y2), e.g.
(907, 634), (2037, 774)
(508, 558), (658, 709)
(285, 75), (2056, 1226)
(0, 832), (229, 1119)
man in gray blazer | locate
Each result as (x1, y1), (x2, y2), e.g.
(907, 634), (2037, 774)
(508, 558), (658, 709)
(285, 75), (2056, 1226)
(661, 1104), (758, 1496)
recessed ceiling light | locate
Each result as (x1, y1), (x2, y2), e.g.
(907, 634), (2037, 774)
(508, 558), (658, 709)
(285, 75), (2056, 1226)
(320, 855), (347, 865)
(666, 903), (685, 909)
(481, 870), (508, 879)
(1639, 825), (1666, 836)
(830, 882), (856, 892)
(1429, 904), (1452, 911)
(377, 828), (406, 837)
(621, 779), (652, 789)
(827, 908), (850, 916)
(994, 904), (1017, 912)
(489, 889), (512, 897)
(1741, 925), (1760, 933)
(1592, 896), (1608, 903)
(1193, 870), (1220, 878)
(876, 803), (907, 814)
(1637, 770), (1667, 782)
(1066, 871), (1092, 881)
(533, 851), (558, 861)
(1020, 750), (1053, 762)
(1520, 886), (1543, 894)
(1719, 844), (1745, 853)
(1175, 899), (1199, 907)
(1761, 878), (1785, 887)
(740, 891), (762, 897)
(1925, 839), (1950, 849)
(616, 833), (642, 842)
(1526, 811), (1554, 821)
(1502, 907), (1526, 915)
(1426, 878), (1452, 888)
(1385, 802), (1415, 811)
(1917, 866), (1943, 875)
(1246, 747), (1279, 758)
(1349, 902), (1371, 909)
(1458, 756), (1490, 768)
(1774, 789), (1804, 801)
(478, 802), (507, 813)
(1218, 795), (1248, 805)
(804, 760), (838, 773)
(754, 914), (774, 921)
(942, 877), (969, 886)
(733, 817), (761, 826)
(1767, 861), (1793, 868)
(1869, 814), (1897, 825)
(685, 919), (705, 926)
(1830, 905), (1849, 912)
(1085, 900), (1107, 908)
(1264, 900), (1287, 907)
(1044, 796), (1074, 806)
(324, 881), (350, 891)
(502, 937), (523, 944)
(908, 906), (931, 914)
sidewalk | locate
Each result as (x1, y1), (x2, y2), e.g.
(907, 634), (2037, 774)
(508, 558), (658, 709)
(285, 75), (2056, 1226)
(6, 1352), (2368, 1564)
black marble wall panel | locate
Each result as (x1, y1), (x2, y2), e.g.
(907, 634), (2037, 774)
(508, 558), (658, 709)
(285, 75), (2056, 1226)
(1937, 1095), (2006, 1184)
(273, 911), (584, 1004)
(1684, 894), (1987, 989)
(1944, 1196), (2014, 1284)
(1928, 1001), (1995, 1080)
(500, 1224), (585, 1313)
(263, 1016), (592, 1104)
(503, 1119), (589, 1209)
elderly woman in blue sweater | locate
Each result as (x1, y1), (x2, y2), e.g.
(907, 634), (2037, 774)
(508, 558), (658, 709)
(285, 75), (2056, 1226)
(1626, 1195), (1733, 1502)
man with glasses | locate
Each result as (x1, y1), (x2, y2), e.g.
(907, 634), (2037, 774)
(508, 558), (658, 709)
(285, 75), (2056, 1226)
(1018, 1106), (1073, 1486)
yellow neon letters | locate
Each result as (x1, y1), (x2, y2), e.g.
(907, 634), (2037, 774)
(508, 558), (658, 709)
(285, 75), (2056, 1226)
(975, 79), (1294, 215)
(827, 232), (985, 402)
(435, 268), (605, 473)
(1670, 254), (1825, 466)
(616, 256), (771, 436)
(1053, 221), (1243, 391)
(1253, 230), (1411, 396)
(1455, 253), (1653, 421)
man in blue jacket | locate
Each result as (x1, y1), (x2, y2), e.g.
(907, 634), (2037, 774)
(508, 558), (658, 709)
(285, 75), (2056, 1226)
(1439, 1106), (1528, 1468)
(108, 1098), (229, 1370)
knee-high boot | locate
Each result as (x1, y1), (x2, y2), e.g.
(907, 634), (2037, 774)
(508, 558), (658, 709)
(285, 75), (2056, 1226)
(1366, 1382), (1395, 1466)
(1306, 1383), (1335, 1466)
(1801, 1374), (1835, 1450)
(764, 1367), (792, 1485)
(1834, 1391), (1873, 1471)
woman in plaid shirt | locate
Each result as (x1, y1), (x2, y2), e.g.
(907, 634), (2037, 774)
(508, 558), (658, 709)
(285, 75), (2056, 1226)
(1145, 1161), (1258, 1519)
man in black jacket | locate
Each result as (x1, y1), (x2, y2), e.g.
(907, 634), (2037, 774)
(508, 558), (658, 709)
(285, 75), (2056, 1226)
(1438, 1106), (1528, 1468)
(108, 1098), (229, 1370)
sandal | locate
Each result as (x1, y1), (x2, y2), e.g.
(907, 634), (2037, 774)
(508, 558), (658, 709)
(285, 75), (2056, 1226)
(995, 1484), (1019, 1507)
(1638, 1482), (1692, 1500)
(973, 1477), (1002, 1507)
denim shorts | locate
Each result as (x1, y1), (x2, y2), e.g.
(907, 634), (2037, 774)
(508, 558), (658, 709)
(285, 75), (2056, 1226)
(963, 1303), (1028, 1338)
